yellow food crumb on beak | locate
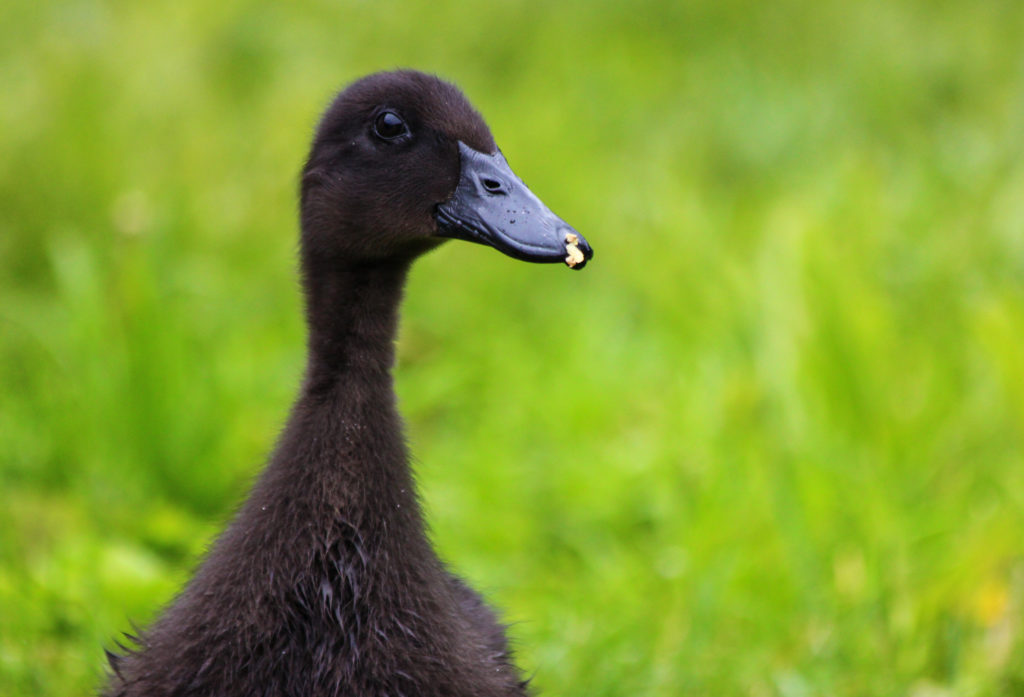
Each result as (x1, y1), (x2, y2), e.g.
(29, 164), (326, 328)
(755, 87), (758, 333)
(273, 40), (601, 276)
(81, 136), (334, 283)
(565, 233), (584, 267)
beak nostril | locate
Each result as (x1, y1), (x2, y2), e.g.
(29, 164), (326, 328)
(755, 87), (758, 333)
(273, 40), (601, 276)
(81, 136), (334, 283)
(481, 178), (503, 193)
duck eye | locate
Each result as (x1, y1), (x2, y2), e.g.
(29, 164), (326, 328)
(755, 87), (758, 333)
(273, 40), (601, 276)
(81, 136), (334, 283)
(373, 111), (409, 141)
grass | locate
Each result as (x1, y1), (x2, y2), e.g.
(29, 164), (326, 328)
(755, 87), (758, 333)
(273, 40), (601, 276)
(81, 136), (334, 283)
(2, 0), (1024, 694)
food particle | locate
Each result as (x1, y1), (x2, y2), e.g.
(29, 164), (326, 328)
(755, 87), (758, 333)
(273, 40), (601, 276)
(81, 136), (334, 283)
(565, 233), (584, 267)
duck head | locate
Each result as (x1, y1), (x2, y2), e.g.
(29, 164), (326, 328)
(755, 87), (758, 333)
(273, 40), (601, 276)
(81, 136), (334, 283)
(300, 70), (592, 271)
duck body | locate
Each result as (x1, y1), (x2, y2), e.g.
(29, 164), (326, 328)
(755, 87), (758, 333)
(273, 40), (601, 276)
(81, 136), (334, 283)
(103, 71), (591, 697)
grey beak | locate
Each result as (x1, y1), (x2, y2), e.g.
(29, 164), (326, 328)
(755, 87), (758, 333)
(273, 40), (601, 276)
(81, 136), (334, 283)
(435, 142), (593, 269)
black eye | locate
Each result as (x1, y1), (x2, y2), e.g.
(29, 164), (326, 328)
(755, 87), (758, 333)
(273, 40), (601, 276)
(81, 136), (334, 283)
(373, 110), (409, 141)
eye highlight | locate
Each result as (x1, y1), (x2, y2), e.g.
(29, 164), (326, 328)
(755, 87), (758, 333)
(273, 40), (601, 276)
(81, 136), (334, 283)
(373, 110), (409, 141)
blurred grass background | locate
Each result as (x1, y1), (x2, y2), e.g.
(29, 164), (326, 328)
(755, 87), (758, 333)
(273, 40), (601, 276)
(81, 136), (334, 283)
(2, 0), (1024, 694)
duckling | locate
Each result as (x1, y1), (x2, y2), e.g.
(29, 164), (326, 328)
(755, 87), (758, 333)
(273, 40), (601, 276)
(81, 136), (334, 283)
(103, 69), (592, 697)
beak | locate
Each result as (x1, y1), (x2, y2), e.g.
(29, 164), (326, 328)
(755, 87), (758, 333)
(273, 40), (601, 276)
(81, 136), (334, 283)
(435, 142), (593, 269)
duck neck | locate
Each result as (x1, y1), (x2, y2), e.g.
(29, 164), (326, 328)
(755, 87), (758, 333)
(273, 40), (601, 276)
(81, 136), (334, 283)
(302, 259), (411, 390)
(206, 256), (441, 607)
(269, 257), (426, 544)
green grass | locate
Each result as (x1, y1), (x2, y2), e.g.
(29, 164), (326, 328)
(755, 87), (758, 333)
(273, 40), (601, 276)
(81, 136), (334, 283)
(3, 0), (1024, 694)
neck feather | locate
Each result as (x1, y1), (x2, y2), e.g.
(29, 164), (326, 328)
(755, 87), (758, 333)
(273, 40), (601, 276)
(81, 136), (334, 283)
(238, 256), (427, 555)
(302, 259), (411, 391)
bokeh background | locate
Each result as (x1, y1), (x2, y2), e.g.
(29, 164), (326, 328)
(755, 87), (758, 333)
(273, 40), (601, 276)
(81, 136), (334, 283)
(3, 0), (1024, 695)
